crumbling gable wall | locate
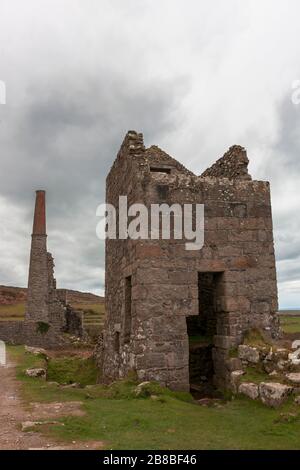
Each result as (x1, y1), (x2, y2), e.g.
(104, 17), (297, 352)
(201, 145), (251, 180)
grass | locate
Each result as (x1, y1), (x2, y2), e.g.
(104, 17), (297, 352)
(8, 346), (88, 403)
(8, 345), (300, 449)
(71, 302), (106, 339)
(280, 315), (300, 334)
(47, 356), (99, 386)
(241, 366), (277, 385)
(70, 302), (105, 331)
(189, 335), (212, 346)
(71, 302), (105, 315)
(0, 303), (25, 320)
(0, 301), (106, 328)
(243, 328), (271, 348)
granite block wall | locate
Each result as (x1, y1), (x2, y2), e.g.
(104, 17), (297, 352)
(102, 131), (279, 392)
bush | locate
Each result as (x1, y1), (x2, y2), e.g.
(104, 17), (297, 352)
(47, 356), (98, 386)
(36, 321), (50, 335)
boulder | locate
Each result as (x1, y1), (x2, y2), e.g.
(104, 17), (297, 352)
(238, 345), (260, 364)
(25, 346), (47, 357)
(25, 368), (46, 378)
(238, 382), (259, 400)
(292, 340), (300, 350)
(269, 370), (278, 377)
(134, 381), (151, 397)
(286, 373), (300, 384)
(259, 382), (293, 408)
(277, 359), (291, 371)
(61, 383), (80, 389)
(230, 370), (245, 392)
(288, 349), (300, 366)
(22, 421), (63, 432)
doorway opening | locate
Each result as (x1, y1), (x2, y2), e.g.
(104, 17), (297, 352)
(186, 272), (223, 398)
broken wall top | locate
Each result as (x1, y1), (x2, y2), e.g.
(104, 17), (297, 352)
(201, 145), (251, 180)
(108, 132), (255, 188)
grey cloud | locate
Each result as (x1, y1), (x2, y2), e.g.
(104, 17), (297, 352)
(0, 69), (187, 294)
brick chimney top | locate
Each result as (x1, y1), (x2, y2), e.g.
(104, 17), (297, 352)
(32, 190), (46, 235)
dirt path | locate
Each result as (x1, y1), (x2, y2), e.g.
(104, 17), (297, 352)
(0, 359), (103, 450)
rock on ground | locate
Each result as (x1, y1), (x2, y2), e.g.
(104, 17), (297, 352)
(25, 368), (46, 378)
(286, 373), (300, 384)
(289, 349), (300, 366)
(134, 381), (151, 397)
(21, 421), (64, 432)
(292, 340), (300, 350)
(25, 346), (47, 357)
(230, 370), (245, 393)
(259, 382), (293, 408)
(0, 359), (103, 450)
(238, 382), (259, 400)
(238, 345), (260, 364)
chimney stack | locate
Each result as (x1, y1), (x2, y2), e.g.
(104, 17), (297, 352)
(26, 190), (49, 323)
(32, 190), (46, 235)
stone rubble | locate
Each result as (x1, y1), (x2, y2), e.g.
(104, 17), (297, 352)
(259, 383), (293, 408)
(238, 345), (260, 364)
(288, 349), (300, 366)
(238, 382), (259, 400)
(285, 373), (300, 384)
(231, 336), (300, 407)
(25, 368), (46, 378)
(292, 340), (300, 350)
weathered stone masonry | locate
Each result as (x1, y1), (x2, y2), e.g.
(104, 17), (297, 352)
(102, 131), (279, 392)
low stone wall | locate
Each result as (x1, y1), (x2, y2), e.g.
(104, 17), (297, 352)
(0, 320), (68, 348)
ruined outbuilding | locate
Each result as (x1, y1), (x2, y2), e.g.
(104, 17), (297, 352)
(101, 131), (279, 392)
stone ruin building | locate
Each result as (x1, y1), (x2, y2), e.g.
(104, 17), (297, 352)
(101, 131), (279, 393)
(0, 190), (83, 348)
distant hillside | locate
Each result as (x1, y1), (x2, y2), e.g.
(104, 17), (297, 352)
(0, 286), (27, 305)
(0, 285), (104, 305)
(65, 289), (104, 305)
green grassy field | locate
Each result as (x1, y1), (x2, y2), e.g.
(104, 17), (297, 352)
(8, 346), (300, 450)
(0, 303), (26, 320)
(0, 301), (105, 329)
(280, 315), (300, 334)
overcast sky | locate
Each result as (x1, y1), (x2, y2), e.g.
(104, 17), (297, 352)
(0, 0), (300, 307)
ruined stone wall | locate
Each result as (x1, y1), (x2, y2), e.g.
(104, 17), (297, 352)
(47, 252), (67, 331)
(64, 307), (84, 337)
(25, 234), (49, 323)
(0, 321), (68, 348)
(103, 131), (147, 381)
(103, 132), (279, 392)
